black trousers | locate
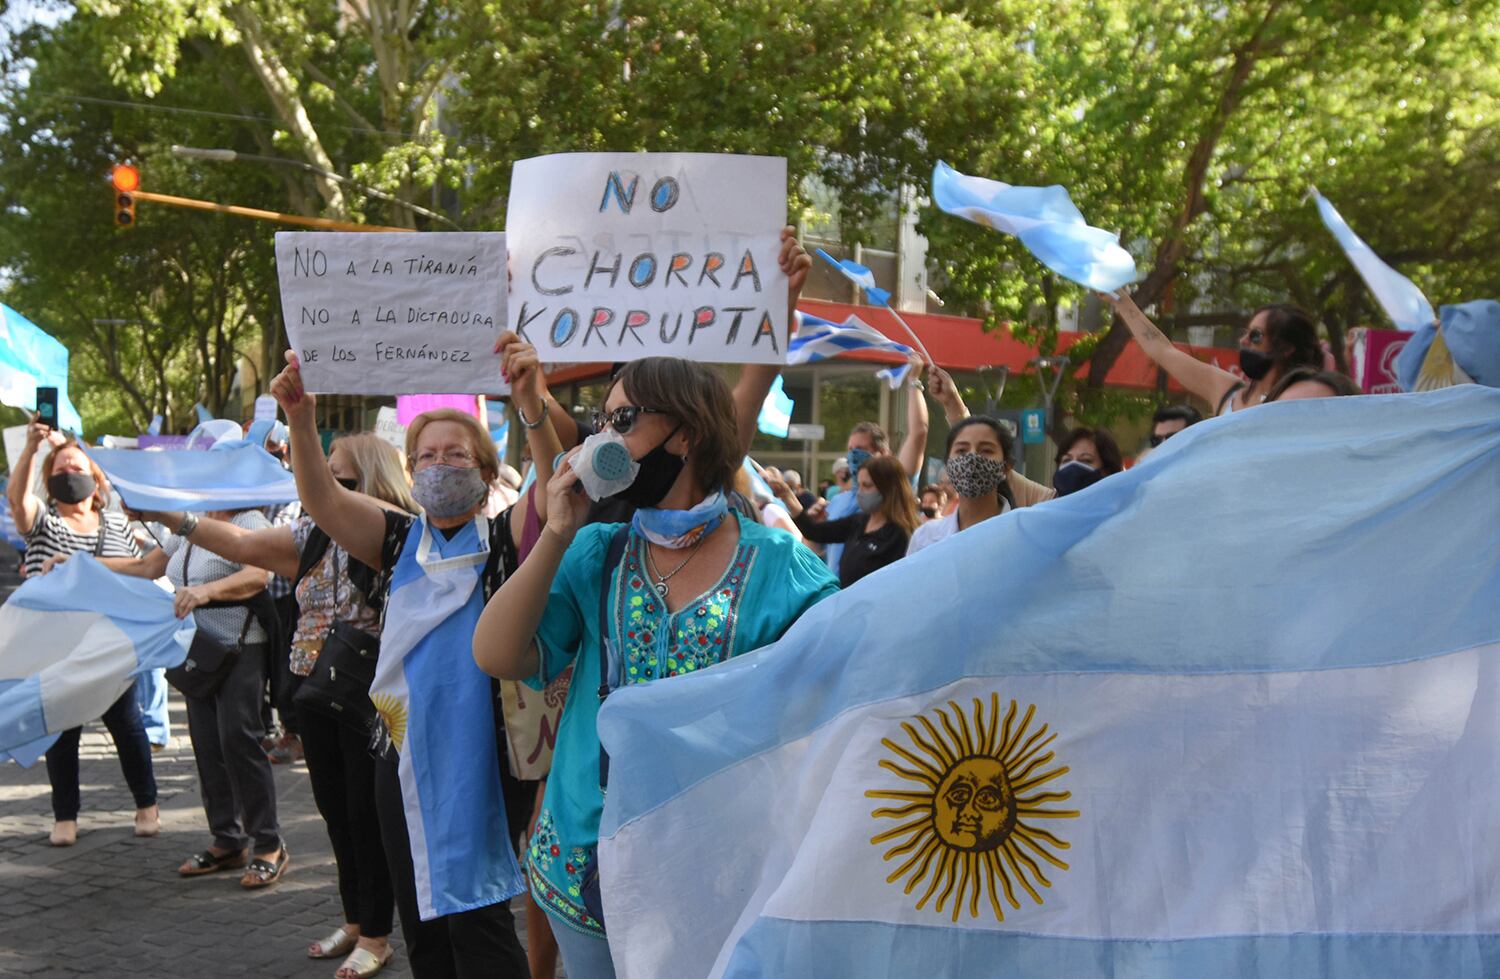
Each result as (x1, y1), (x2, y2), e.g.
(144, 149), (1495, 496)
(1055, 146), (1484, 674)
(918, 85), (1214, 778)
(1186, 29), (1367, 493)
(299, 705), (394, 937)
(45, 678), (156, 821)
(185, 642), (281, 853)
(373, 752), (531, 979)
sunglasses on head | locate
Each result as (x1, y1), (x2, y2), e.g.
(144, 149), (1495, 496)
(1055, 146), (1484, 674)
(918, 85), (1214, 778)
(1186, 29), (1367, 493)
(591, 405), (671, 435)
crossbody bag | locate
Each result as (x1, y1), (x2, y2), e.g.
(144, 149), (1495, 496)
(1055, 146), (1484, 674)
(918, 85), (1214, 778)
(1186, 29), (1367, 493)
(164, 542), (252, 700)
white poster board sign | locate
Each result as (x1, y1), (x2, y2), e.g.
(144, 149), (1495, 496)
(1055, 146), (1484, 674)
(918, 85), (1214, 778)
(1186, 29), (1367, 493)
(3, 424), (49, 489)
(274, 232), (509, 395)
(506, 153), (788, 365)
(373, 406), (407, 450)
(253, 394), (278, 423)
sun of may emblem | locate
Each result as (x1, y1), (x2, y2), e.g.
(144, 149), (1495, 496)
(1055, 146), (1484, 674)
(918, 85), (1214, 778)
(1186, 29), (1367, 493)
(866, 695), (1079, 923)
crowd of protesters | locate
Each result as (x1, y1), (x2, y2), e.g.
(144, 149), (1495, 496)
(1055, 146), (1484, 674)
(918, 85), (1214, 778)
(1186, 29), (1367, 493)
(11, 222), (1493, 979)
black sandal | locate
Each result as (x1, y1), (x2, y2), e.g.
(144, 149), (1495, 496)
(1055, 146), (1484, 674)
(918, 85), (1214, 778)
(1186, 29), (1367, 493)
(240, 845), (290, 889)
(179, 847), (248, 877)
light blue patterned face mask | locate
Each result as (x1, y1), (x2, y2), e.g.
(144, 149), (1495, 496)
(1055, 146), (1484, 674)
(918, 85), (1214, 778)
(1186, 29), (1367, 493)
(412, 464), (488, 519)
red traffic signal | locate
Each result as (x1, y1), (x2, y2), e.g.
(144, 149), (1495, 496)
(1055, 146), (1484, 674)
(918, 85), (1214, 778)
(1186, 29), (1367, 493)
(111, 164), (138, 227)
(111, 164), (140, 192)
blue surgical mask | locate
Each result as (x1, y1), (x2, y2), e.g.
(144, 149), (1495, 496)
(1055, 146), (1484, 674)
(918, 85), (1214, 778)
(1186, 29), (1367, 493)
(847, 448), (872, 478)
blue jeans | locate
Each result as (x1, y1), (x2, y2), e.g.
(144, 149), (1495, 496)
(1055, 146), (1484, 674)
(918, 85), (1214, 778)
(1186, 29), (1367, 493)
(45, 677), (157, 821)
(544, 909), (617, 979)
(135, 668), (171, 746)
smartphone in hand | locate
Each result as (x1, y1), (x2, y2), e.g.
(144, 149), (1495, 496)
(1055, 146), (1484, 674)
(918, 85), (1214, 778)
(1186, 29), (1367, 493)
(35, 386), (59, 430)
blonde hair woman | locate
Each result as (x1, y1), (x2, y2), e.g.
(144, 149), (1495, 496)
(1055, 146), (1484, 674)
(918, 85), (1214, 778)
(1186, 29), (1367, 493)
(271, 334), (564, 979)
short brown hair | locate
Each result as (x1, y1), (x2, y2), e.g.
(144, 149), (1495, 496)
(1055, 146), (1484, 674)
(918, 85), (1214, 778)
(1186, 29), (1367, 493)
(849, 421), (890, 453)
(43, 437), (110, 508)
(614, 357), (740, 494)
(404, 409), (500, 483)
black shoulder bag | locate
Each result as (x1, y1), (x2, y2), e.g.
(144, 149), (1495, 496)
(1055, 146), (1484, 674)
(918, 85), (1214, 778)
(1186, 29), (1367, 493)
(164, 542), (251, 700)
(579, 525), (632, 925)
(292, 526), (382, 733)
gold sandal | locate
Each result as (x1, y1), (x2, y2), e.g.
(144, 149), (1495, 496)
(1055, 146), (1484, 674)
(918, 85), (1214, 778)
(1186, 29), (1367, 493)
(309, 927), (357, 959)
(336, 946), (393, 979)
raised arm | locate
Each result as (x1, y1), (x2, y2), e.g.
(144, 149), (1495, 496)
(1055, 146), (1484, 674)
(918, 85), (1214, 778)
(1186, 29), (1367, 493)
(127, 510), (300, 580)
(269, 351), (389, 570)
(498, 332), (563, 533)
(474, 450), (593, 681)
(897, 360), (930, 479)
(732, 227), (811, 457)
(1100, 290), (1239, 409)
(7, 420), (61, 535)
(928, 366), (969, 425)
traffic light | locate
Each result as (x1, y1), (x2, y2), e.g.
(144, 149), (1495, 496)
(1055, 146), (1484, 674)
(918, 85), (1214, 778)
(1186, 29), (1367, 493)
(111, 164), (139, 227)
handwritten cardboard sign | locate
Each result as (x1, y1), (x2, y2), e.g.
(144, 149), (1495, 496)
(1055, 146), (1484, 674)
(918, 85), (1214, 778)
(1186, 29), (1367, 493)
(506, 153), (788, 365)
(274, 232), (508, 395)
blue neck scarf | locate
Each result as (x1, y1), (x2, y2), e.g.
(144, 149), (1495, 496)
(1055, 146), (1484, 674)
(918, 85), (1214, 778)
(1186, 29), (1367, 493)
(632, 490), (730, 549)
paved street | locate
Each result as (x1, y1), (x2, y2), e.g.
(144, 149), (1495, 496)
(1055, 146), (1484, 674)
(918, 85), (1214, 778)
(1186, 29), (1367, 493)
(0, 702), (542, 978)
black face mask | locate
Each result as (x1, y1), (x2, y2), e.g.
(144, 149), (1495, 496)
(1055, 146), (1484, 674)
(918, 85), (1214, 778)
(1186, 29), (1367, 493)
(335, 476), (359, 492)
(609, 425), (685, 509)
(1239, 347), (1275, 381)
(1052, 460), (1104, 498)
(48, 471), (97, 505)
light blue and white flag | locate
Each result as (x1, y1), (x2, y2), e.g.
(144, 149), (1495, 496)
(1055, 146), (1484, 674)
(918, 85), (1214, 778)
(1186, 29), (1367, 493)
(757, 375), (794, 438)
(816, 250), (892, 307)
(87, 443), (298, 512)
(932, 161), (1138, 293)
(0, 555), (192, 767)
(1311, 188), (1436, 332)
(790, 313), (914, 389)
(598, 386), (1500, 978)
(0, 303), (84, 434)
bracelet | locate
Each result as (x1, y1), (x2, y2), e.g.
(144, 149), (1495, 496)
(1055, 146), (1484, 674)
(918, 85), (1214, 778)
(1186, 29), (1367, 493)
(175, 512), (199, 538)
(518, 396), (550, 430)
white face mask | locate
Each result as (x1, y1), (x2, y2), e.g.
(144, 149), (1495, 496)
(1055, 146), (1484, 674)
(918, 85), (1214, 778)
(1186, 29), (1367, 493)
(571, 427), (640, 501)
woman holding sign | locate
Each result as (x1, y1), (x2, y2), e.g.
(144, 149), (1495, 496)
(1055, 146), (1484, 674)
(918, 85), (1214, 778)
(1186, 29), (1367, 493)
(473, 355), (840, 978)
(271, 335), (563, 979)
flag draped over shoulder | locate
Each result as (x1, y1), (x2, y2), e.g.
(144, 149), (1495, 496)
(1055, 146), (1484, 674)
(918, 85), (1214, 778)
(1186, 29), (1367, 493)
(1311, 189), (1435, 333)
(0, 555), (192, 766)
(597, 387), (1500, 979)
(87, 443), (298, 512)
(932, 161), (1137, 292)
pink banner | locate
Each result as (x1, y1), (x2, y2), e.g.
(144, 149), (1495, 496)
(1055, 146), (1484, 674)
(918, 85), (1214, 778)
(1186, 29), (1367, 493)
(395, 394), (482, 426)
(1346, 327), (1409, 395)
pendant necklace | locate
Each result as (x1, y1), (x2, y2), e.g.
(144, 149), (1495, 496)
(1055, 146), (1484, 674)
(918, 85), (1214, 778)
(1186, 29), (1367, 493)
(644, 537), (705, 598)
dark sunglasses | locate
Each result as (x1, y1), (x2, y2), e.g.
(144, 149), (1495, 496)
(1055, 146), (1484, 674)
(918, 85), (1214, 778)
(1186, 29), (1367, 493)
(591, 405), (671, 435)
(1149, 433), (1171, 448)
(1240, 327), (1265, 345)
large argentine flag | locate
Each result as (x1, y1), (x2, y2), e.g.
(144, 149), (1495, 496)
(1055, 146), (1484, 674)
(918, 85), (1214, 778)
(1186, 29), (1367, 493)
(0, 555), (192, 766)
(87, 443), (297, 512)
(598, 386), (1500, 978)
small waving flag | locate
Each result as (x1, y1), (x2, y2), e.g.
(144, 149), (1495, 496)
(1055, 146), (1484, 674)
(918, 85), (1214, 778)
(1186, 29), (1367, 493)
(816, 250), (892, 307)
(789, 314), (914, 389)
(757, 375), (794, 438)
(1311, 189), (1435, 333)
(932, 161), (1137, 292)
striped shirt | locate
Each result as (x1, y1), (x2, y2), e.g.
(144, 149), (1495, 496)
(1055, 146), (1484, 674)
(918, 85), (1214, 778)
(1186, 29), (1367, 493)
(22, 509), (139, 578)
(162, 510), (272, 644)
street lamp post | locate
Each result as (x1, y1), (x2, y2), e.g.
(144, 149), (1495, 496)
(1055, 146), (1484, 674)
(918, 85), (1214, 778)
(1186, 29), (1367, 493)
(1028, 355), (1069, 480)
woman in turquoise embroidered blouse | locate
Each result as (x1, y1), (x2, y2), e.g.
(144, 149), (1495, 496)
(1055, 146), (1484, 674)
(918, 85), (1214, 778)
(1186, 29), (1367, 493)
(475, 356), (838, 977)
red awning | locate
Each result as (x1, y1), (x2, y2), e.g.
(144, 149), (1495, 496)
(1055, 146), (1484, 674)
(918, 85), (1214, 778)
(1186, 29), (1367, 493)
(540, 299), (1240, 395)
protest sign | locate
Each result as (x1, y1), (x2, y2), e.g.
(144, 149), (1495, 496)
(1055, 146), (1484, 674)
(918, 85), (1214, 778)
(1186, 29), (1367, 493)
(274, 232), (508, 395)
(506, 153), (788, 365)
(253, 394), (278, 423)
(373, 406), (407, 450)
